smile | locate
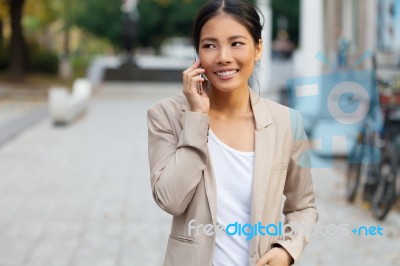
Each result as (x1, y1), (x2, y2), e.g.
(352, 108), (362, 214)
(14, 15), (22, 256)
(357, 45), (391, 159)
(215, 69), (239, 77)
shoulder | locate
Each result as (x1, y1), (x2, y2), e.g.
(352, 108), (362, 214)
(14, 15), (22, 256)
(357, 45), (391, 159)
(254, 94), (305, 139)
(263, 97), (306, 141)
(259, 96), (301, 124)
(263, 97), (292, 114)
(147, 93), (188, 117)
(253, 97), (308, 150)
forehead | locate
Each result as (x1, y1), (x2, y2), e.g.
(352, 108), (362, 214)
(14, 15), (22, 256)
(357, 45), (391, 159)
(200, 14), (250, 39)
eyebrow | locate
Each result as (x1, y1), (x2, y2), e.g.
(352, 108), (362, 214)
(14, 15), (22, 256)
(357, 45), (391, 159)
(200, 35), (247, 43)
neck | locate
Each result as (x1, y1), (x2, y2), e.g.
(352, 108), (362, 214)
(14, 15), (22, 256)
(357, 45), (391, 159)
(209, 86), (251, 117)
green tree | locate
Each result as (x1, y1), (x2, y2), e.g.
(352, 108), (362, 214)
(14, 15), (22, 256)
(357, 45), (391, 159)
(0, 0), (7, 47)
(15, 0), (298, 57)
(24, 0), (59, 30)
(0, 0), (62, 78)
(73, 0), (122, 48)
(271, 0), (299, 45)
(137, 0), (205, 48)
(71, 0), (206, 50)
(3, 0), (28, 80)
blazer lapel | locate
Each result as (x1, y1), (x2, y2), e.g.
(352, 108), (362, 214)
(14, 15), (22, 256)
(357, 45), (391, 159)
(248, 90), (275, 257)
(179, 90), (276, 241)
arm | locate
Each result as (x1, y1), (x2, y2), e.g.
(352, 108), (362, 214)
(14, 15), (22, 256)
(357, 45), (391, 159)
(271, 110), (318, 263)
(147, 105), (209, 216)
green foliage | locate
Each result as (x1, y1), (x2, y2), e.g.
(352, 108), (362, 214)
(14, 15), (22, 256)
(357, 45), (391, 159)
(73, 0), (123, 48)
(64, 0), (299, 52)
(20, 0), (301, 56)
(24, 0), (59, 29)
(271, 0), (299, 45)
(137, 0), (206, 48)
(70, 54), (92, 78)
(29, 43), (59, 74)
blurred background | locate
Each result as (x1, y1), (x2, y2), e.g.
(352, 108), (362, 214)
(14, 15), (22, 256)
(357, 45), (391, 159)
(0, 0), (399, 265)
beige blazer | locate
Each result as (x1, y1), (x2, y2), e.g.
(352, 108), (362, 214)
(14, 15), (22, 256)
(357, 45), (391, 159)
(147, 89), (318, 266)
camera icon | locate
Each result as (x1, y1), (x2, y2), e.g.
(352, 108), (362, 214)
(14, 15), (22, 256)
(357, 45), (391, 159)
(287, 69), (381, 168)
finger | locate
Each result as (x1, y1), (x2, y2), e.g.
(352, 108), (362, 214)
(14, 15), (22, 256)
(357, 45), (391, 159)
(183, 68), (205, 82)
(183, 71), (205, 92)
(184, 60), (200, 71)
(184, 75), (204, 94)
(256, 252), (272, 266)
(195, 76), (203, 95)
(193, 76), (205, 90)
(183, 61), (201, 75)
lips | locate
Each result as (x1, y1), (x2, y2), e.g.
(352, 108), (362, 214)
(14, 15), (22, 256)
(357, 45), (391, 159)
(215, 69), (239, 77)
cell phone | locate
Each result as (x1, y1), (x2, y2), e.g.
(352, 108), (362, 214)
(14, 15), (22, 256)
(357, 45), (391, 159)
(194, 54), (206, 94)
(195, 55), (209, 84)
(200, 72), (209, 90)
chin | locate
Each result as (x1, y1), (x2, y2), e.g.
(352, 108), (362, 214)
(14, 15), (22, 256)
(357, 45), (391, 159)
(211, 81), (247, 93)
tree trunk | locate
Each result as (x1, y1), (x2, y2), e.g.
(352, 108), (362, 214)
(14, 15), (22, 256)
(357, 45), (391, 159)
(63, 0), (70, 57)
(8, 0), (28, 81)
(59, 0), (72, 81)
(0, 18), (3, 48)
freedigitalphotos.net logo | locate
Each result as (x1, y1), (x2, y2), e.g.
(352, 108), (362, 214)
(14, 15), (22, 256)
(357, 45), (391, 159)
(188, 220), (294, 241)
(287, 50), (382, 168)
(187, 219), (384, 241)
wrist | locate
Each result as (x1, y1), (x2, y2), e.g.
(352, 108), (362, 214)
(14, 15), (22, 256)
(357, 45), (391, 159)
(277, 247), (293, 265)
(191, 108), (208, 115)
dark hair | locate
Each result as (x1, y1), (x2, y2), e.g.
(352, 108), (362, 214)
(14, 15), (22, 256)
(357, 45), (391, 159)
(193, 0), (264, 53)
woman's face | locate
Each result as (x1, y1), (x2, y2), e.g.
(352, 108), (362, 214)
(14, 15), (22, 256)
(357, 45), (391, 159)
(198, 14), (262, 93)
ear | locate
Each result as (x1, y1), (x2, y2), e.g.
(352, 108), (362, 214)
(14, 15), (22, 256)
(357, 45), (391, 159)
(255, 39), (263, 61)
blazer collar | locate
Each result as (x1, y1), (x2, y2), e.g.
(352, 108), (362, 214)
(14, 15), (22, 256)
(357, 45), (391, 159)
(249, 88), (273, 130)
(180, 88), (276, 257)
(180, 88), (274, 130)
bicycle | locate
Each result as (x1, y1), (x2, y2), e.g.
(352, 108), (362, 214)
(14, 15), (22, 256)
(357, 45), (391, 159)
(346, 68), (382, 204)
(346, 118), (381, 203)
(346, 76), (400, 220)
(370, 99), (400, 220)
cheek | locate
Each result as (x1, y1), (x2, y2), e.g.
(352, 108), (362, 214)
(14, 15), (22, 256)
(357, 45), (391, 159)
(199, 54), (213, 72)
(235, 50), (257, 65)
(240, 59), (256, 75)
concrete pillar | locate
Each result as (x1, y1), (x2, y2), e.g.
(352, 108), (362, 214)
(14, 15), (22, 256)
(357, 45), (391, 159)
(357, 0), (374, 69)
(325, 0), (341, 65)
(299, 0), (325, 76)
(364, 0), (377, 53)
(342, 0), (354, 44)
(256, 0), (272, 95)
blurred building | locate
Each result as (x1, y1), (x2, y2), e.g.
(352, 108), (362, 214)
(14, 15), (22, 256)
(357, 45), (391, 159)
(298, 0), (400, 76)
(289, 0), (400, 156)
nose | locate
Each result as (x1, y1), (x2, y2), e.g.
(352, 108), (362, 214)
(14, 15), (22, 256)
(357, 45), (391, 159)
(216, 46), (232, 64)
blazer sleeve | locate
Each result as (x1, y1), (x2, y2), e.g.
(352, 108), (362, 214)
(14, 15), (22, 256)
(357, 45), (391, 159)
(147, 104), (209, 216)
(271, 110), (318, 263)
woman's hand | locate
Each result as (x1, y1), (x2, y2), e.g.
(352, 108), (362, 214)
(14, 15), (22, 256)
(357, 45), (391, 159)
(182, 61), (210, 114)
(256, 247), (293, 266)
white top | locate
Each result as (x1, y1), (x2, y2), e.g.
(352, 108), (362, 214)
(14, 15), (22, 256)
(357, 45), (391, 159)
(208, 129), (254, 266)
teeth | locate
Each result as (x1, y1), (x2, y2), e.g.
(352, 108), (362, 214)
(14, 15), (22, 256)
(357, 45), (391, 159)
(216, 70), (237, 76)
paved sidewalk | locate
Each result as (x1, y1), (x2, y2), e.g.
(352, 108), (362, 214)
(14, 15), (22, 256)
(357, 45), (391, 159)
(0, 88), (48, 147)
(297, 157), (400, 266)
(0, 82), (398, 266)
(0, 83), (177, 266)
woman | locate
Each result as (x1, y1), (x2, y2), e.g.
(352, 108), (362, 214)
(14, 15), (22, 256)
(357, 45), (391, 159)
(147, 1), (318, 265)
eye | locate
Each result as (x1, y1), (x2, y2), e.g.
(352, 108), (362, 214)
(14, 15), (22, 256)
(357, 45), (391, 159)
(232, 42), (244, 47)
(202, 43), (216, 49)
